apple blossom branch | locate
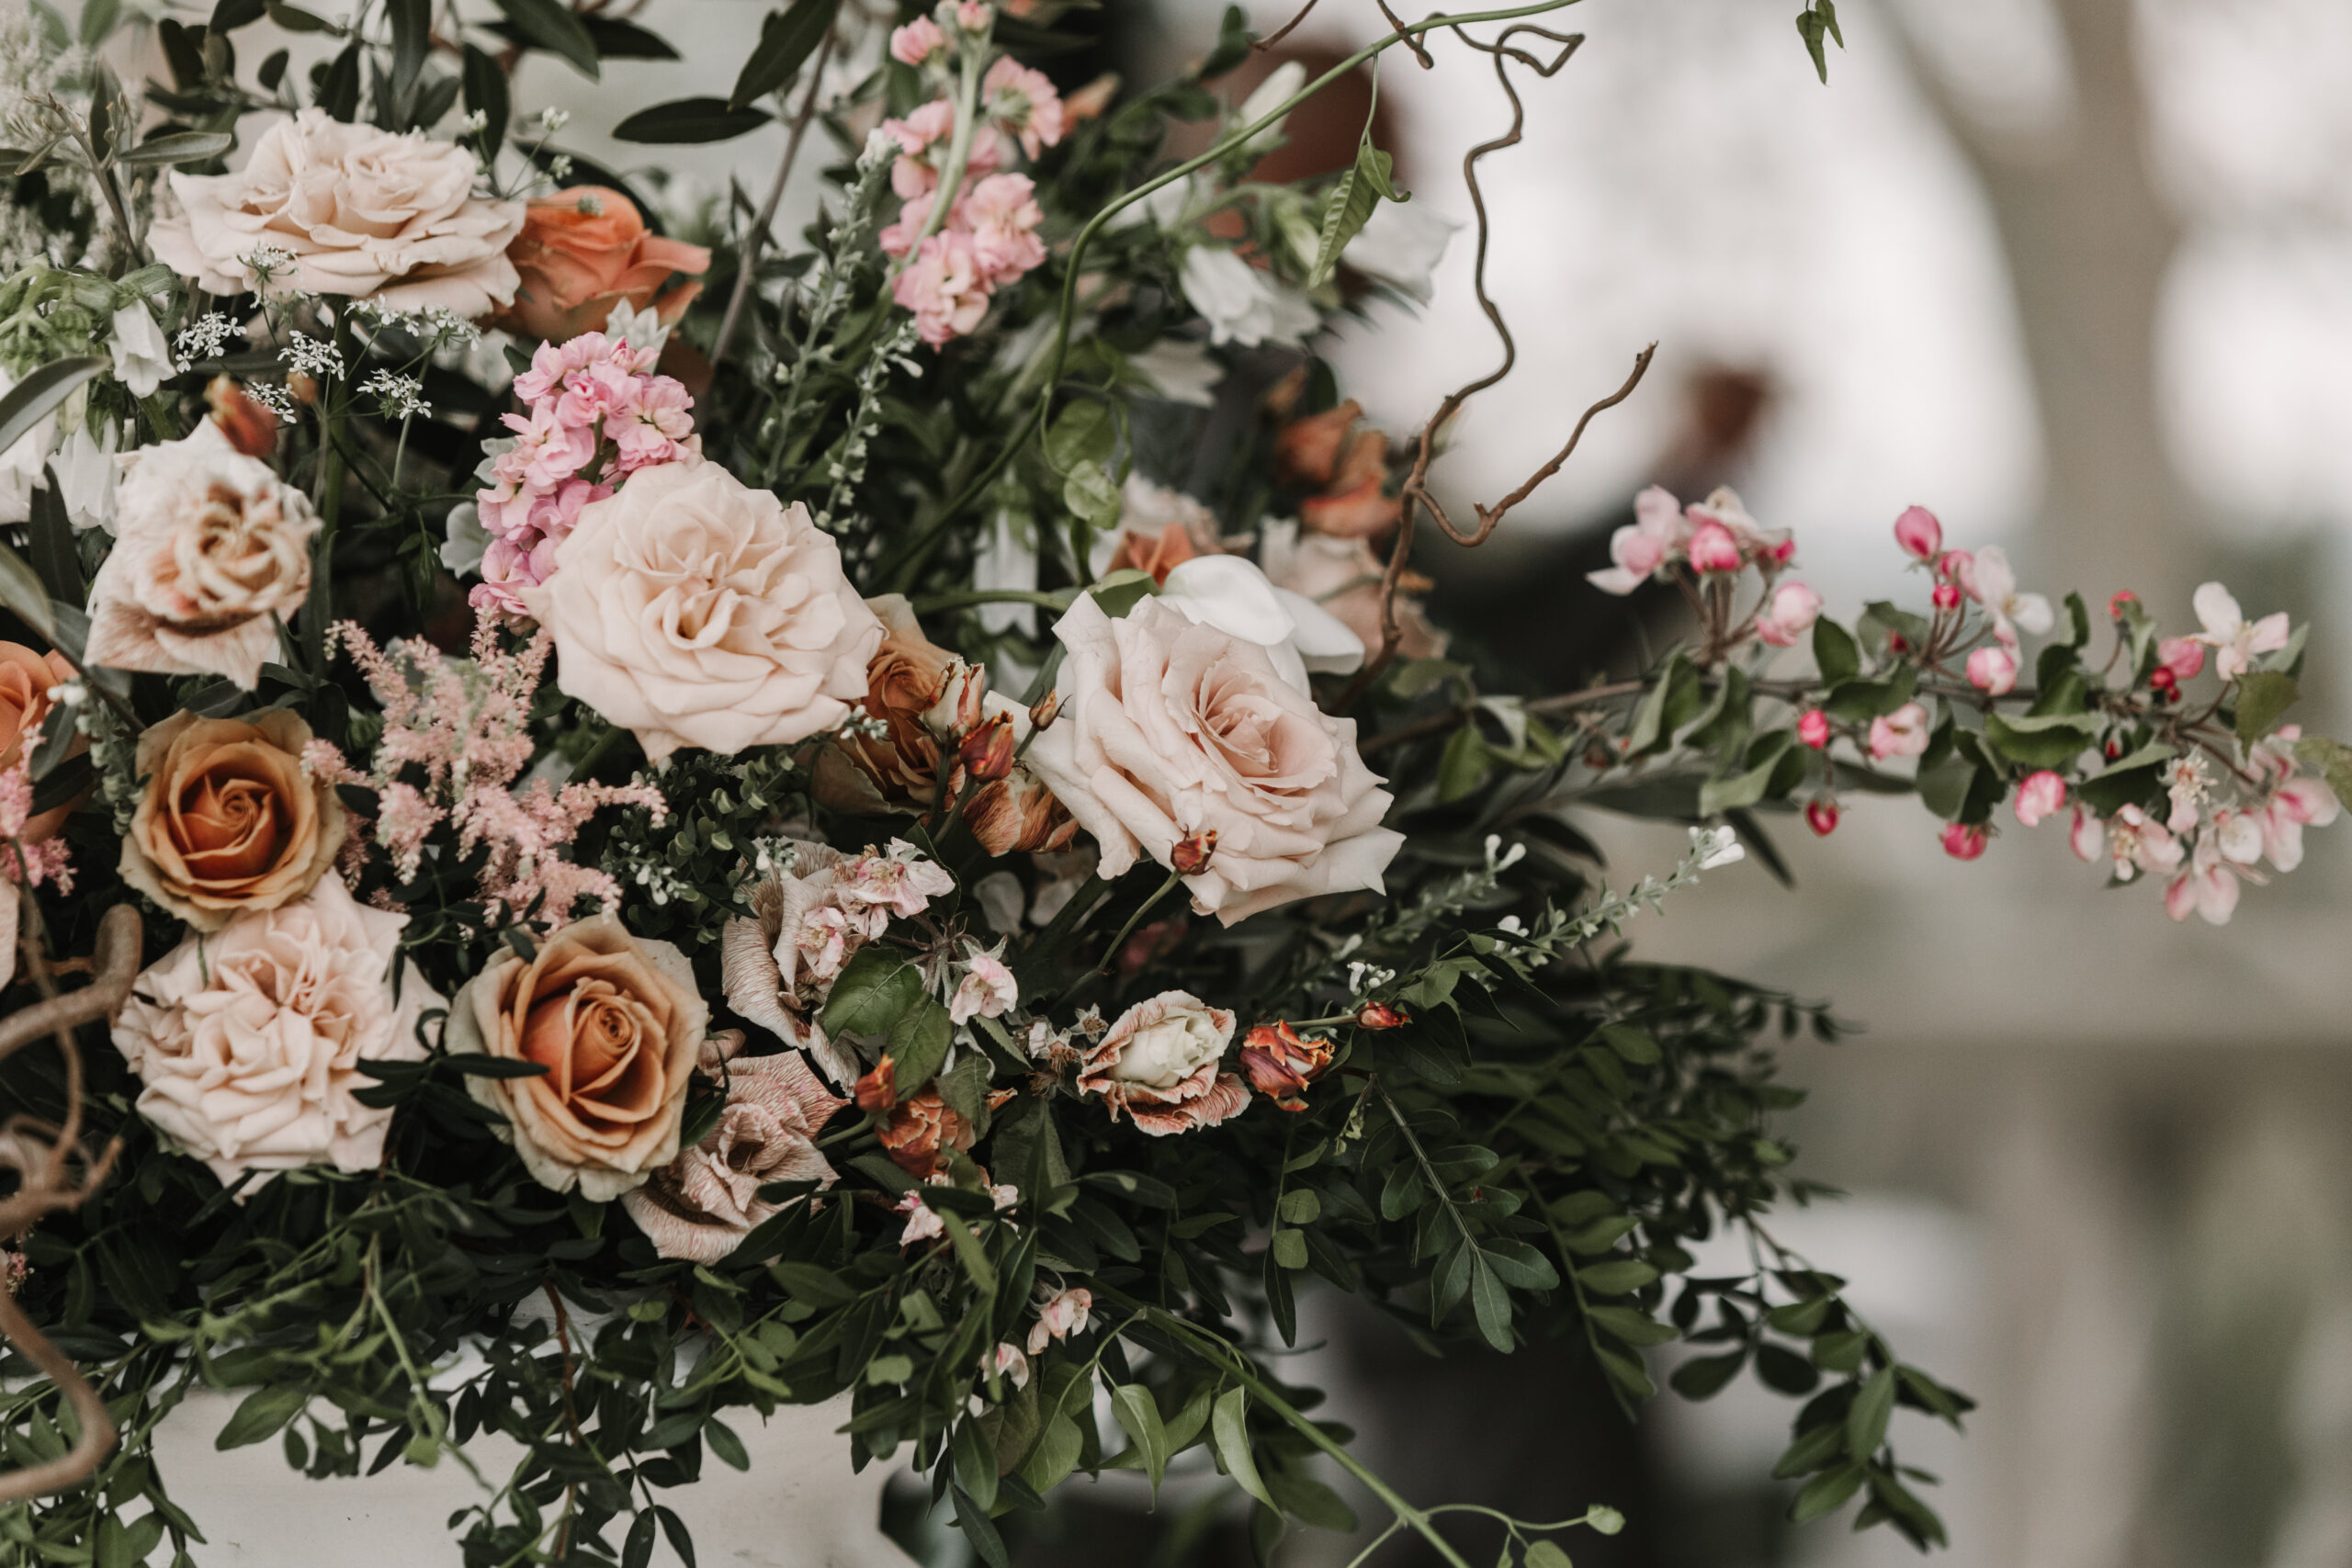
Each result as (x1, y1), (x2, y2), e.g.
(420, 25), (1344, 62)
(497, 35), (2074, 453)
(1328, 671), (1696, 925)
(0, 900), (139, 1504)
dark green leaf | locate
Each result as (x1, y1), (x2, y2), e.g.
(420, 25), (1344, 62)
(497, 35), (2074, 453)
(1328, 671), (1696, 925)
(2234, 671), (2299, 749)
(1812, 616), (1860, 683)
(492, 0), (599, 77)
(1848, 1364), (1896, 1458)
(461, 45), (509, 159)
(1670, 1349), (1747, 1400)
(0, 358), (103, 467)
(118, 130), (236, 167)
(884, 997), (953, 1093)
(729, 0), (840, 111)
(820, 945), (923, 1039)
(1790, 1463), (1863, 1523)
(614, 96), (772, 144)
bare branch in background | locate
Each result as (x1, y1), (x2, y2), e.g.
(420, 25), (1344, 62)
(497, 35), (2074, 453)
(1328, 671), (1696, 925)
(712, 28), (841, 372)
(1256, 0), (1324, 53)
(1340, 26), (1654, 699)
(0, 901), (141, 1504)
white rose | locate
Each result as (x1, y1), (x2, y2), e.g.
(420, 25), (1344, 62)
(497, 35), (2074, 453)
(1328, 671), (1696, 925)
(112, 878), (441, 1190)
(151, 109), (523, 315)
(1078, 991), (1250, 1136)
(524, 459), (884, 762)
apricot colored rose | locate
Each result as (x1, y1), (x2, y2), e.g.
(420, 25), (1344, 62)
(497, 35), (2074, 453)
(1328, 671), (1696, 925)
(496, 186), (711, 344)
(454, 918), (707, 1201)
(120, 709), (345, 931)
(0, 641), (77, 839)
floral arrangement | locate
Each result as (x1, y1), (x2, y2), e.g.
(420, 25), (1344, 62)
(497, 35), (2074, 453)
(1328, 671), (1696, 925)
(0, 3), (2339, 1566)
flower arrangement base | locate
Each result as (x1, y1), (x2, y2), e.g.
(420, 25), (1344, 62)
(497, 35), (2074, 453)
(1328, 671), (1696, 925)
(144, 1392), (911, 1568)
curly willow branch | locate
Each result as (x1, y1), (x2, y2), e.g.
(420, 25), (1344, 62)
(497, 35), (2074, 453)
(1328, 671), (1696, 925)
(0, 900), (141, 1503)
(1343, 24), (1656, 702)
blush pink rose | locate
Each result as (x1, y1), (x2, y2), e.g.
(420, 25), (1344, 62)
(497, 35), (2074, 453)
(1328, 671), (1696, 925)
(1024, 595), (1403, 926)
(523, 459), (883, 761)
(151, 109), (522, 315)
(111, 878), (441, 1190)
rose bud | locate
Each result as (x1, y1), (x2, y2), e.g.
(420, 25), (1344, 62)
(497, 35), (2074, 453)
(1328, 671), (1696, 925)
(1805, 799), (1839, 837)
(877, 1089), (973, 1178)
(1354, 1002), (1409, 1030)
(1029, 691), (1060, 730)
(959, 712), (1017, 782)
(205, 376), (277, 457)
(1170, 829), (1217, 876)
(854, 1055), (897, 1113)
(1238, 1021), (1335, 1112)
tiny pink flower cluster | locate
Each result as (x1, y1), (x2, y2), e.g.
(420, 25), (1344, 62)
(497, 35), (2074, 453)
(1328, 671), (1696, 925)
(307, 612), (667, 927)
(879, 38), (1066, 344)
(1589, 484), (1798, 598)
(472, 332), (695, 615)
(1893, 505), (2052, 667)
(0, 761), (71, 894)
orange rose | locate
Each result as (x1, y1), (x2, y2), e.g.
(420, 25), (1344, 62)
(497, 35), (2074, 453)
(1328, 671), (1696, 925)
(877, 1089), (973, 1178)
(496, 186), (712, 344)
(120, 710), (345, 931)
(453, 918), (707, 1201)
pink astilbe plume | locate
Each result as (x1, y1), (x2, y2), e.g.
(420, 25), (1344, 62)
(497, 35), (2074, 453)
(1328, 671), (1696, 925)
(0, 762), (72, 895)
(309, 609), (665, 928)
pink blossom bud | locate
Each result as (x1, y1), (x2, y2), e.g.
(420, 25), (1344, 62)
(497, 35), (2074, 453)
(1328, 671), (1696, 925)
(1932, 582), (1962, 611)
(1766, 536), (1798, 566)
(1688, 519), (1742, 575)
(1754, 581), (1823, 647)
(891, 17), (947, 63)
(955, 1), (991, 28)
(2013, 770), (2067, 828)
(1894, 505), (1943, 561)
(1939, 822), (1989, 861)
(1867, 702), (1930, 762)
(1805, 799), (1839, 837)
(2156, 636), (2205, 682)
(1797, 709), (1831, 750)
(2069, 806), (2104, 863)
(1966, 645), (2018, 696)
(1936, 547), (1975, 592)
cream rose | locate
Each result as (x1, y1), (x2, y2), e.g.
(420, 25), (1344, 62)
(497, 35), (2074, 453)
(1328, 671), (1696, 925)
(112, 878), (440, 1189)
(1077, 990), (1250, 1136)
(524, 460), (884, 762)
(151, 108), (523, 315)
(453, 918), (707, 1201)
(620, 1052), (844, 1264)
(1023, 594), (1404, 925)
(85, 422), (319, 690)
(121, 709), (345, 931)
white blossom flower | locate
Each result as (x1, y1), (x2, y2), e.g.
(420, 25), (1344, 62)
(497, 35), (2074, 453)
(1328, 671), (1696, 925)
(2188, 581), (2290, 681)
(1179, 246), (1318, 348)
(109, 304), (174, 397)
(1341, 199), (1462, 304)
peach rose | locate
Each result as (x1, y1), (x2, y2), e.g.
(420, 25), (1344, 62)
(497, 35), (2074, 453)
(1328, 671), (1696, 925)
(120, 709), (345, 932)
(877, 1089), (974, 1178)
(1023, 595), (1404, 925)
(85, 422), (319, 691)
(819, 595), (1074, 856)
(454, 917), (708, 1201)
(524, 459), (883, 762)
(496, 186), (711, 344)
(620, 1052), (844, 1263)
(0, 642), (78, 840)
(112, 877), (441, 1189)
(151, 108), (523, 315)
(1078, 991), (1250, 1136)
(1261, 519), (1447, 663)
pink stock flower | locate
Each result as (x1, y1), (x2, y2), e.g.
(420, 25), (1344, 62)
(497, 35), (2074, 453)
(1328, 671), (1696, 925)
(893, 232), (992, 344)
(1939, 822), (1988, 861)
(1868, 702), (1930, 762)
(1587, 485), (1684, 595)
(1972, 547), (2052, 650)
(2188, 582), (2290, 680)
(2014, 770), (2067, 828)
(1687, 519), (1742, 575)
(1756, 581), (1823, 648)
(2156, 637), (2206, 682)
(985, 57), (1066, 159)
(1027, 1287), (1092, 1354)
(2165, 835), (2242, 925)
(1797, 708), (1831, 750)
(1966, 645), (2018, 696)
(964, 174), (1046, 284)
(890, 17), (946, 64)
(950, 948), (1019, 1025)
(1894, 505), (1942, 560)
